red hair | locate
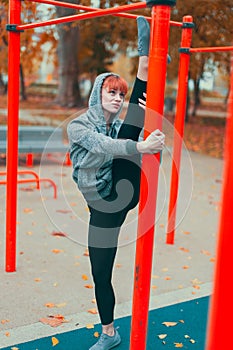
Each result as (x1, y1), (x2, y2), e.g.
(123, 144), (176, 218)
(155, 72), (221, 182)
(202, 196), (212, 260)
(102, 75), (128, 95)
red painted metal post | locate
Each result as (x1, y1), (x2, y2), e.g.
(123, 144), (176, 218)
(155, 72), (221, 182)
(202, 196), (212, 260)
(166, 16), (193, 244)
(5, 0), (21, 272)
(205, 53), (233, 350)
(130, 1), (176, 349)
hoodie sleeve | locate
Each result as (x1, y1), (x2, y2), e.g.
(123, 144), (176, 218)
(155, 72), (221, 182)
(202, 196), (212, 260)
(67, 117), (139, 156)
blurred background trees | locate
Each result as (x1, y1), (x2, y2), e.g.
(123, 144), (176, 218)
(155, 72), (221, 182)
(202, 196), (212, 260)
(0, 0), (232, 112)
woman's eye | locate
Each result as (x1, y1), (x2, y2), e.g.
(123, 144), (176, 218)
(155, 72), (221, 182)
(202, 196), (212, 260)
(110, 90), (116, 95)
(120, 93), (125, 98)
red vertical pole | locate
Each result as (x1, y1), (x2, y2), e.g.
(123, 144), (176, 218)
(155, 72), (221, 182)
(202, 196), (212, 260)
(130, 1), (176, 349)
(5, 0), (21, 272)
(166, 16), (193, 244)
(205, 53), (233, 350)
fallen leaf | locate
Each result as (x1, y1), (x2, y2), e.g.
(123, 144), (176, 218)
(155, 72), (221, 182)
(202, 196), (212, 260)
(190, 339), (196, 343)
(193, 285), (200, 290)
(51, 249), (64, 254)
(84, 284), (93, 289)
(51, 232), (67, 237)
(5, 332), (10, 337)
(56, 210), (72, 214)
(45, 303), (56, 308)
(34, 278), (41, 282)
(94, 332), (100, 338)
(182, 231), (191, 235)
(182, 265), (189, 269)
(23, 208), (33, 213)
(158, 334), (167, 339)
(52, 336), (59, 346)
(83, 248), (89, 256)
(82, 274), (89, 281)
(162, 321), (178, 327)
(116, 264), (122, 268)
(164, 276), (171, 280)
(1, 319), (10, 324)
(201, 249), (211, 256)
(88, 308), (98, 314)
(191, 278), (202, 285)
(56, 302), (67, 308)
(152, 275), (160, 279)
(174, 343), (183, 348)
(11, 347), (19, 350)
(86, 323), (94, 329)
(39, 314), (67, 327)
(179, 247), (190, 253)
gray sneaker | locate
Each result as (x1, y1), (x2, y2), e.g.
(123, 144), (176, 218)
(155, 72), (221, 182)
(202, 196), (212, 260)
(89, 329), (121, 350)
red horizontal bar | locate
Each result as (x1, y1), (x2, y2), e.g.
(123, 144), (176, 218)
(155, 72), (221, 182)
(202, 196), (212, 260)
(0, 177), (57, 199)
(190, 46), (233, 53)
(24, 0), (182, 28)
(17, 2), (147, 30)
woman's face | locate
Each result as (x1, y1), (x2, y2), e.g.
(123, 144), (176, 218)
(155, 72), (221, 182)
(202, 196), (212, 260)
(101, 87), (125, 119)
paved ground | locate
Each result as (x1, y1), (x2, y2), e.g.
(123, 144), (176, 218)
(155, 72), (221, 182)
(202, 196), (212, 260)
(0, 140), (223, 348)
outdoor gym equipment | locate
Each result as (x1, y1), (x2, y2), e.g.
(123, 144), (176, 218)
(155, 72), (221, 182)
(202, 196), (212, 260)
(5, 0), (233, 349)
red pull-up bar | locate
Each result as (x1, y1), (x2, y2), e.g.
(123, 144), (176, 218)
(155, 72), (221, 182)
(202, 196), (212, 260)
(29, 0), (183, 27)
(16, 1), (147, 30)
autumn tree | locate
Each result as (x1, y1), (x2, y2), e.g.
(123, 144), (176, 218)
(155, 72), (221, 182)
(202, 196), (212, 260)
(0, 1), (56, 99)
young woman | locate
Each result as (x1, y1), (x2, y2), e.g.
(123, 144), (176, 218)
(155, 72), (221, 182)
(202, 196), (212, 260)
(67, 17), (165, 350)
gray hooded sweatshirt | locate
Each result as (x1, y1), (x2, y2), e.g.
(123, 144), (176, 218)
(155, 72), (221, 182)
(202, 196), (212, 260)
(67, 72), (139, 202)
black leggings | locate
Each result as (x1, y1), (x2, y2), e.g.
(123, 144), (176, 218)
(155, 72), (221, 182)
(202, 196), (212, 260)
(88, 78), (147, 325)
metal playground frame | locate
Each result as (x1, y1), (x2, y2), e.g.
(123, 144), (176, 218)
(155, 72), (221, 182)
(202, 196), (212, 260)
(5, 0), (233, 349)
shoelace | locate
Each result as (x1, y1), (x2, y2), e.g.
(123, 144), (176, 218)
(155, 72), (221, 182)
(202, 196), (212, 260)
(96, 333), (109, 345)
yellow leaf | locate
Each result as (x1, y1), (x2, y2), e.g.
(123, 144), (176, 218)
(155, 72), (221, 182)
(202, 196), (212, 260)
(174, 343), (183, 348)
(162, 321), (178, 327)
(190, 339), (196, 344)
(52, 336), (59, 346)
(84, 284), (93, 289)
(86, 323), (94, 329)
(158, 334), (167, 339)
(55, 302), (67, 308)
(82, 274), (89, 280)
(11, 347), (19, 350)
(94, 331), (100, 338)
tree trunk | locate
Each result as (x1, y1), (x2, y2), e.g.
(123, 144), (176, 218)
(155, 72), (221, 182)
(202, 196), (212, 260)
(20, 64), (27, 101)
(192, 77), (201, 117)
(56, 3), (82, 107)
(0, 73), (7, 94)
